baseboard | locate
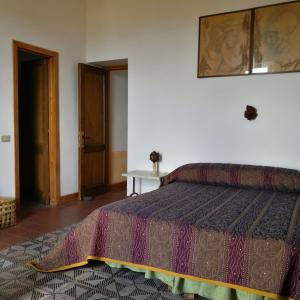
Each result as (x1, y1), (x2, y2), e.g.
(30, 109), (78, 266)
(59, 184), (125, 203)
(60, 193), (79, 204)
(108, 181), (127, 192)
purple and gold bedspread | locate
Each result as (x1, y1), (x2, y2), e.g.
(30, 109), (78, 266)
(31, 164), (300, 300)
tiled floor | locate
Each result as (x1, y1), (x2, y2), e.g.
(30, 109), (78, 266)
(0, 189), (126, 250)
(0, 224), (194, 300)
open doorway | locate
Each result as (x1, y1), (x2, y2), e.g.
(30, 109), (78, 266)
(78, 59), (128, 200)
(18, 51), (50, 211)
(13, 41), (60, 213)
(107, 66), (128, 189)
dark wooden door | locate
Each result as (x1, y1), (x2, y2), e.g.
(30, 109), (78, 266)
(19, 59), (50, 205)
(78, 64), (109, 199)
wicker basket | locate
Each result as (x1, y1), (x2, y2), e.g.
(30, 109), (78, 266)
(0, 197), (16, 229)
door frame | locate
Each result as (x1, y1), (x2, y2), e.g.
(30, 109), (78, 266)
(13, 40), (60, 212)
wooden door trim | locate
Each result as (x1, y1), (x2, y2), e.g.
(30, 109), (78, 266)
(13, 40), (60, 212)
(104, 68), (110, 189)
(103, 64), (128, 71)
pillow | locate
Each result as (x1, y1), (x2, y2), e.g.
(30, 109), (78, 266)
(161, 163), (300, 193)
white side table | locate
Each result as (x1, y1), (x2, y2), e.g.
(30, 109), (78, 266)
(122, 170), (169, 197)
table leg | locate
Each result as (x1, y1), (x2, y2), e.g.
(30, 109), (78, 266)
(129, 177), (139, 197)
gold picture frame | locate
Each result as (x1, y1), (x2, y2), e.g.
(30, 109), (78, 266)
(253, 1), (300, 74)
(198, 10), (252, 78)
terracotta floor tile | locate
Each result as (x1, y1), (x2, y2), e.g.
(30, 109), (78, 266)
(0, 190), (126, 249)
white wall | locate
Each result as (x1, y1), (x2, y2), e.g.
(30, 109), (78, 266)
(0, 0), (86, 197)
(110, 70), (128, 152)
(86, 0), (300, 194)
(1, 0), (299, 198)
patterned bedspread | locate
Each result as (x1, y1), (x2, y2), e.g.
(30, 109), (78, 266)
(31, 164), (300, 300)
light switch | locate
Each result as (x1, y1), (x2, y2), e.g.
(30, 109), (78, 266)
(1, 135), (11, 142)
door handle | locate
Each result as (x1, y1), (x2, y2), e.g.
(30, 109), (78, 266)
(79, 131), (93, 148)
(82, 132), (93, 140)
(79, 131), (85, 149)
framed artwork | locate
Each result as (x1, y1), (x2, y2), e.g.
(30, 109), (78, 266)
(198, 10), (252, 78)
(252, 1), (300, 74)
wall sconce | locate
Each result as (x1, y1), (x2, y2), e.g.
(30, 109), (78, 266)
(244, 105), (258, 121)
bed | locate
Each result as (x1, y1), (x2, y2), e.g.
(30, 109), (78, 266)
(29, 163), (300, 300)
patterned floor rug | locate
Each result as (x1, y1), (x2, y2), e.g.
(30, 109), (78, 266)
(0, 225), (207, 300)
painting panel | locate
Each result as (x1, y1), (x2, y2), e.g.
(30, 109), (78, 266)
(253, 2), (300, 74)
(198, 10), (252, 77)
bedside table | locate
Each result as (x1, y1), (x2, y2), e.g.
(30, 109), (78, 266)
(122, 170), (169, 197)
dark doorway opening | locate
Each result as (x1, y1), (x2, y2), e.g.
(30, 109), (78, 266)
(18, 50), (50, 211)
(13, 40), (60, 214)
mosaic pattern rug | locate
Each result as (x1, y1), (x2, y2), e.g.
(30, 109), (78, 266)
(0, 225), (207, 300)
